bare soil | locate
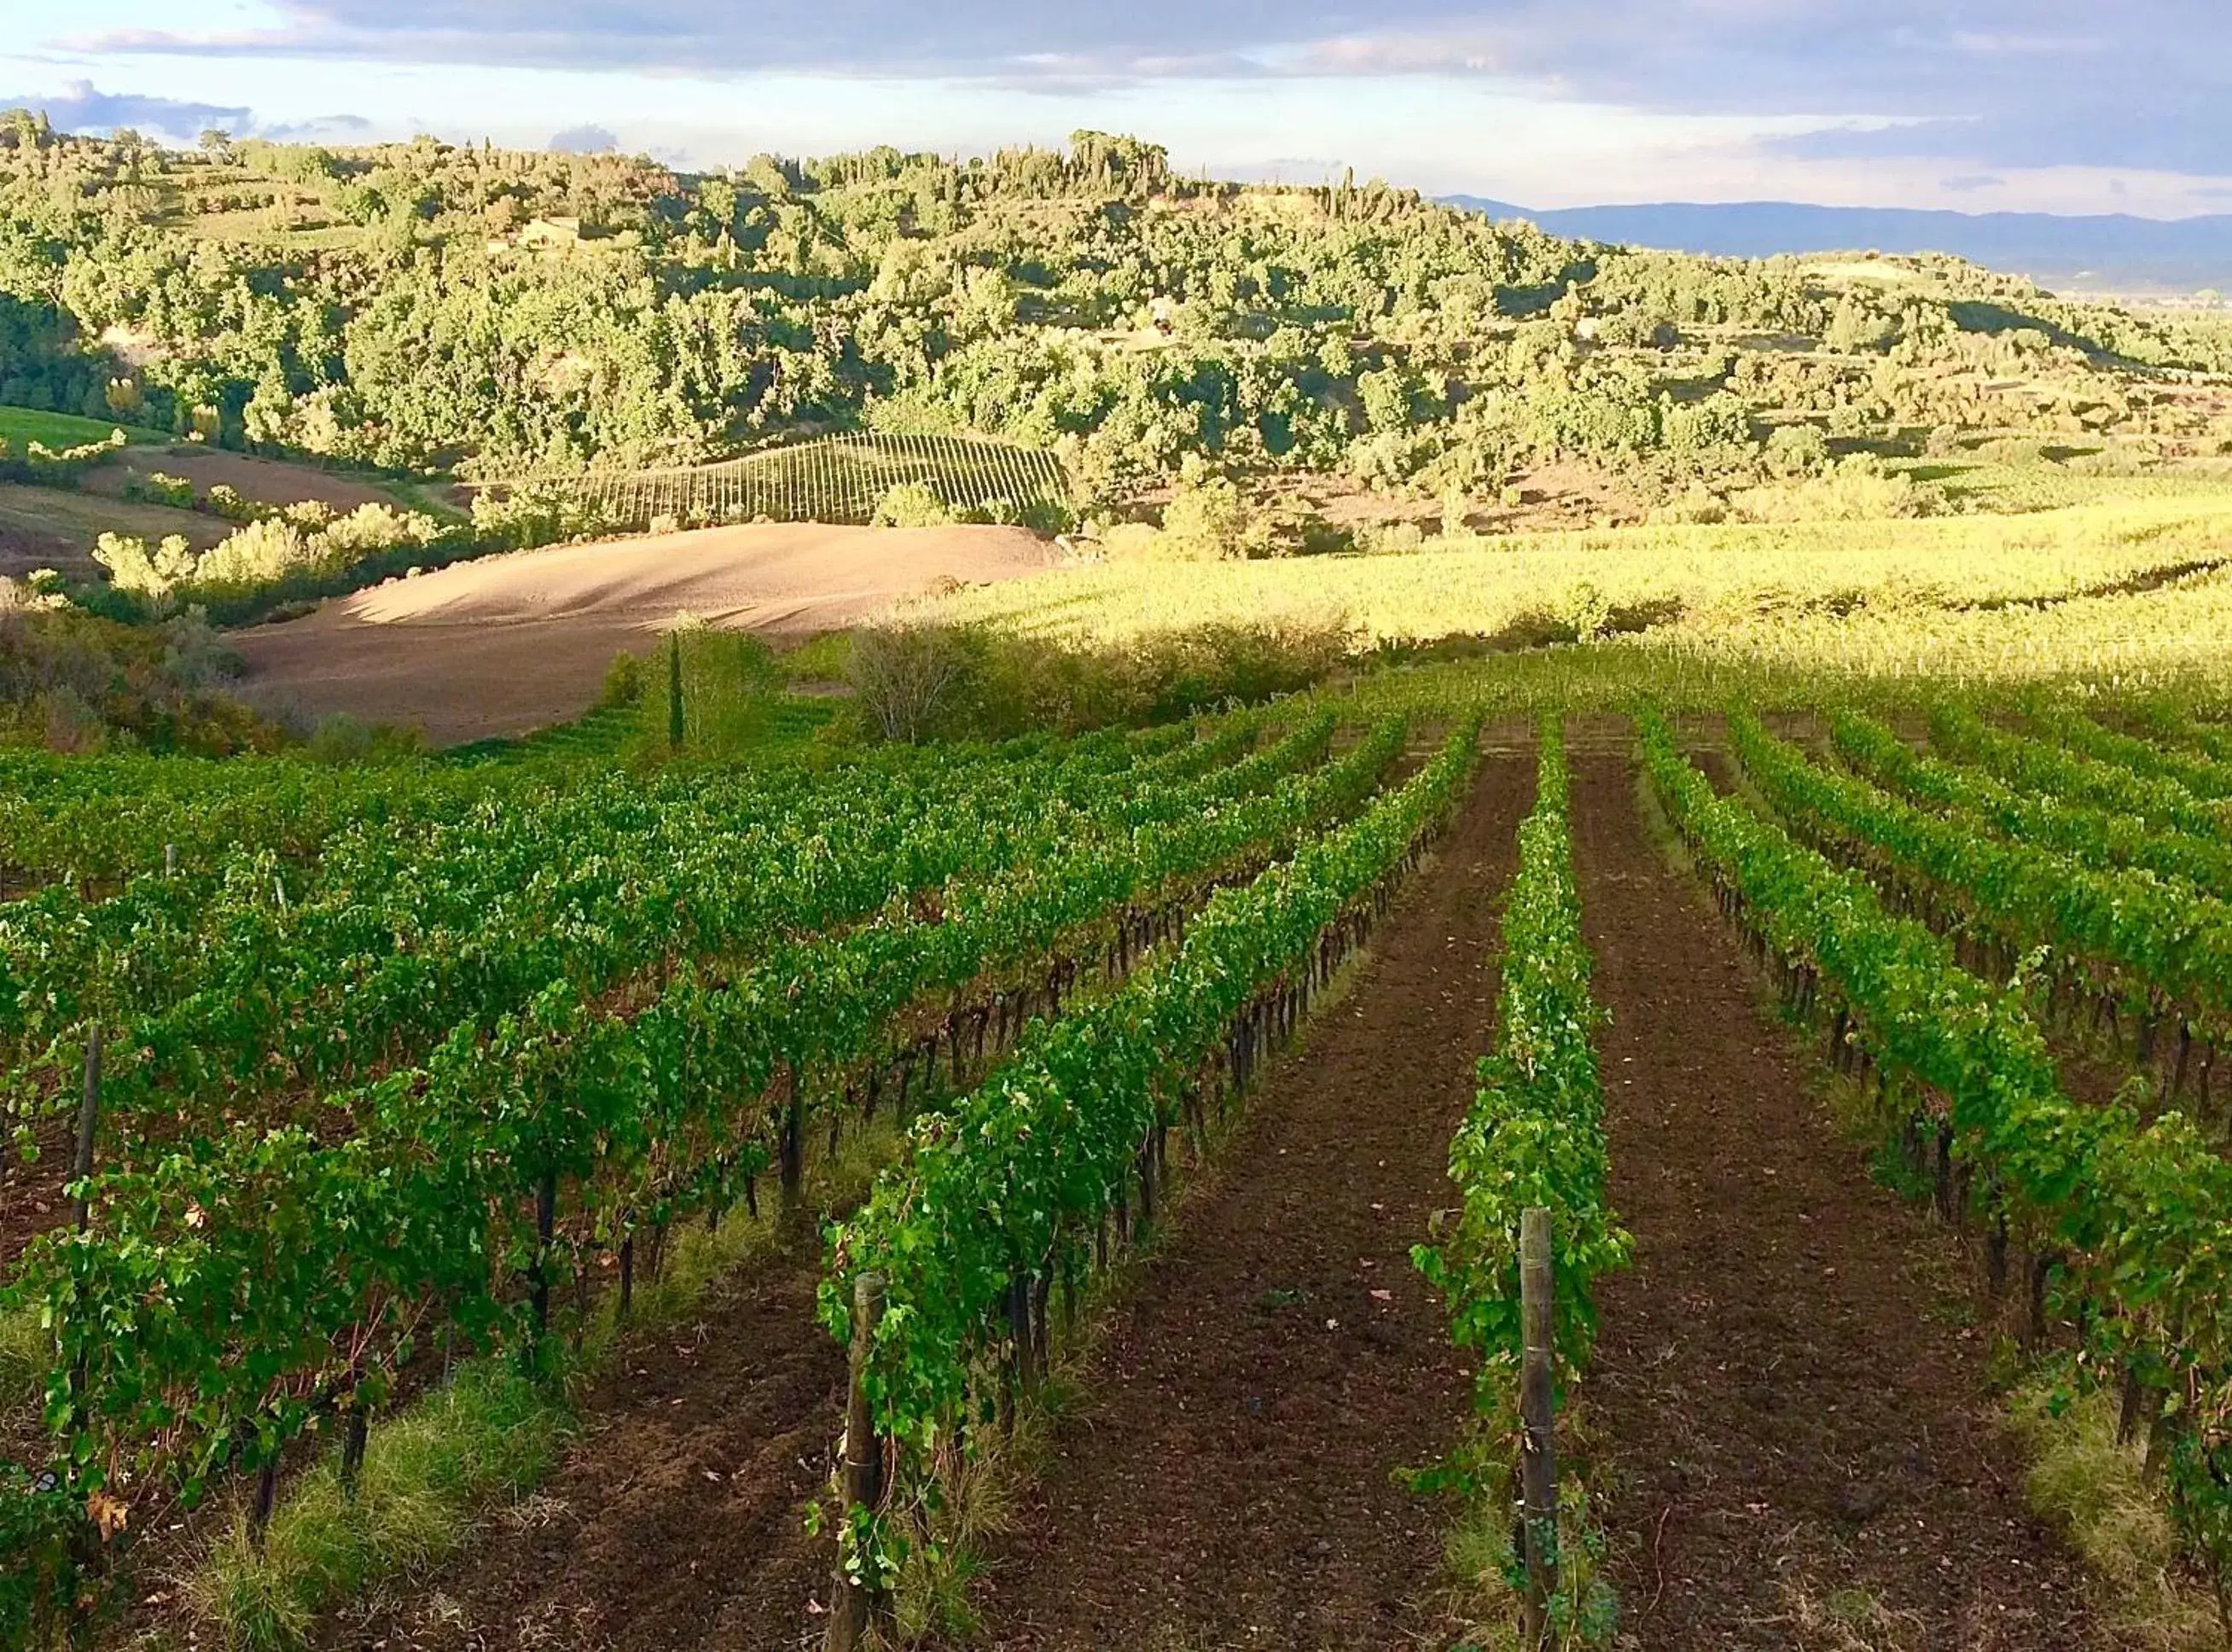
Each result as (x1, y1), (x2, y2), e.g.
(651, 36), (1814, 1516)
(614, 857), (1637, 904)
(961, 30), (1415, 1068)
(0, 482), (222, 579)
(314, 1230), (846, 1652)
(969, 749), (1533, 1650)
(1570, 750), (2101, 1650)
(0, 1117), (72, 1275)
(301, 749), (1528, 1652)
(1253, 456), (1644, 540)
(82, 448), (402, 515)
(228, 522), (1058, 743)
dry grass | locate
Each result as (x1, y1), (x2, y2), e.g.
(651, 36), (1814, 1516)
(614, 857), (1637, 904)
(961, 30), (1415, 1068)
(1431, 1426), (1619, 1652)
(185, 1361), (570, 1652)
(177, 1116), (902, 1651)
(919, 494), (2232, 650)
(1762, 1581), (1929, 1651)
(2007, 1371), (2226, 1650)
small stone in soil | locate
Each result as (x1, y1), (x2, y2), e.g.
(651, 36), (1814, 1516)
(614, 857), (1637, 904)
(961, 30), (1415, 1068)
(1834, 1481), (1891, 1523)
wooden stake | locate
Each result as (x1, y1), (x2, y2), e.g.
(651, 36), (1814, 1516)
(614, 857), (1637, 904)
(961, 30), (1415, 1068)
(828, 1272), (887, 1652)
(70, 1026), (102, 1234)
(530, 1169), (558, 1338)
(1519, 1207), (1559, 1650)
(340, 1403), (370, 1498)
(252, 1457), (278, 1546)
(781, 1065), (805, 1207)
(1008, 1273), (1038, 1403)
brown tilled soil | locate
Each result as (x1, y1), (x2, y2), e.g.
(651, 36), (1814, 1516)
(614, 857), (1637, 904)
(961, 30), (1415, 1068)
(1571, 751), (2101, 1651)
(312, 750), (1528, 1652)
(0, 1118), (73, 1275)
(230, 522), (1058, 743)
(969, 750), (1533, 1651)
(229, 741), (2113, 1652)
(82, 447), (403, 515)
(0, 480), (222, 579)
(317, 1229), (846, 1652)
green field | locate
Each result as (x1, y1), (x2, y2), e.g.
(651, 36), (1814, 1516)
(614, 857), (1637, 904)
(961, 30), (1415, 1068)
(910, 488), (2232, 694)
(0, 404), (165, 451)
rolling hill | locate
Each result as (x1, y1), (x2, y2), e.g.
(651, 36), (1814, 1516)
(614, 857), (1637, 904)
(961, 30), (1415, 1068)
(1444, 197), (2232, 294)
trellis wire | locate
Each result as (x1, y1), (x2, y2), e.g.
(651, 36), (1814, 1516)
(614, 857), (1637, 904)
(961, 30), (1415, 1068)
(486, 433), (1068, 531)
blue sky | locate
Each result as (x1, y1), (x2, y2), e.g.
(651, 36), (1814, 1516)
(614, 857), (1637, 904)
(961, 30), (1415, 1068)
(2, 2), (2225, 216)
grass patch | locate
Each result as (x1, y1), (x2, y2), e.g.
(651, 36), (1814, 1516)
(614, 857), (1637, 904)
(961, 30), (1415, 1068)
(0, 404), (166, 451)
(1433, 1440), (1619, 1651)
(0, 1303), (49, 1401)
(2008, 1366), (2226, 1649)
(779, 630), (855, 685)
(368, 476), (472, 527)
(177, 1114), (901, 1649)
(188, 1363), (567, 1652)
(1770, 1580), (1926, 1650)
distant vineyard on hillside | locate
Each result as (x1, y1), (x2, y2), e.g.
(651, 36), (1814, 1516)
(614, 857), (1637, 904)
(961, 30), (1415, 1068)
(482, 433), (1070, 531)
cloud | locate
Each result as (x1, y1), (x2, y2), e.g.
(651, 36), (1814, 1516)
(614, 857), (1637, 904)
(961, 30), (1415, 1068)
(1941, 174), (2004, 194)
(44, 2), (2232, 184)
(547, 123), (617, 154)
(0, 81), (381, 148)
(261, 113), (374, 142)
(0, 79), (249, 143)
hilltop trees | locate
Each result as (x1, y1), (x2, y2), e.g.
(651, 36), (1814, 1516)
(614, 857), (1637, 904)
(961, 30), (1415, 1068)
(0, 119), (2218, 515)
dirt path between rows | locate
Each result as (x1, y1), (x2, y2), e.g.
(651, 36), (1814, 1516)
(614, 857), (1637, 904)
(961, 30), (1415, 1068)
(310, 746), (1526, 1652)
(970, 747), (1533, 1651)
(317, 1229), (846, 1652)
(1571, 750), (2102, 1651)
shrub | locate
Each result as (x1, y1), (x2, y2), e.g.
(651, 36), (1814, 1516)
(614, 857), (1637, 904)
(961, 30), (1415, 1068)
(316, 503), (443, 564)
(871, 481), (956, 528)
(92, 532), (197, 600)
(205, 483), (270, 524)
(1158, 472), (1251, 560)
(159, 608), (239, 688)
(1018, 496), (1075, 535)
(1730, 455), (1932, 523)
(1099, 521), (1164, 561)
(123, 469), (197, 509)
(194, 517), (311, 589)
(1764, 422), (1831, 478)
(1357, 521), (1427, 556)
(602, 650), (647, 707)
(303, 714), (423, 765)
(1650, 483), (1729, 525)
(470, 485), (617, 552)
(848, 623), (971, 742)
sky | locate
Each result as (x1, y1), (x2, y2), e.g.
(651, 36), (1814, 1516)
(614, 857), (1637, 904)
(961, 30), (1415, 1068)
(0, 1), (2225, 218)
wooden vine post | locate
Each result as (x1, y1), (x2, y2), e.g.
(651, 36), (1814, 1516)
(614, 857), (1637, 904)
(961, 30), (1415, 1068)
(780, 1062), (807, 1211)
(529, 1168), (558, 1340)
(70, 1024), (104, 1235)
(667, 629), (685, 749)
(1519, 1206), (1559, 1649)
(828, 1271), (887, 1652)
(64, 1021), (106, 1599)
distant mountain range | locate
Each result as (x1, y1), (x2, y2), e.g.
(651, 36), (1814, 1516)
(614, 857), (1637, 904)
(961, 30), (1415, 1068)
(1441, 197), (2232, 294)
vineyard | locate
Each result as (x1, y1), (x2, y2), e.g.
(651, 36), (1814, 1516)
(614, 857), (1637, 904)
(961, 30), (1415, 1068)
(5, 676), (2232, 1651)
(477, 433), (1072, 532)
